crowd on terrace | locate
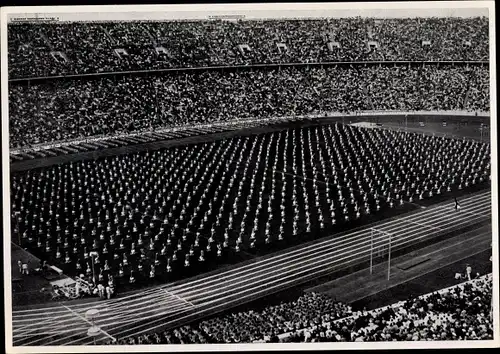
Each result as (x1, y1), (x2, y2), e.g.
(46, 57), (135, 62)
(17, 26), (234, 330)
(107, 273), (493, 344)
(284, 274), (493, 342)
(110, 292), (353, 344)
(9, 65), (490, 148)
(8, 17), (488, 78)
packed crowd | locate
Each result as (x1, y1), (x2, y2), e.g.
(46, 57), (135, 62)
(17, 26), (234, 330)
(11, 123), (491, 289)
(284, 274), (493, 342)
(8, 17), (488, 78)
(9, 64), (490, 148)
(109, 292), (352, 344)
(106, 273), (493, 344)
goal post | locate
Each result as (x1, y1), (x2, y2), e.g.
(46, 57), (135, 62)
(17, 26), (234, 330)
(369, 228), (393, 281)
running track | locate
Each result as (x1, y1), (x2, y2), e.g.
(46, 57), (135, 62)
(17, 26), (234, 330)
(11, 191), (491, 346)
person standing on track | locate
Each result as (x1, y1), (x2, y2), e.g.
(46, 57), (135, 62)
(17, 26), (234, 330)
(465, 264), (472, 281)
(454, 197), (461, 211)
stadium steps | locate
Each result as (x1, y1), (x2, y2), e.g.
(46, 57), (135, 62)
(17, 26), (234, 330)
(138, 135), (157, 142)
(79, 142), (100, 150)
(18, 152), (35, 159)
(31, 151), (47, 158)
(98, 141), (116, 148)
(61, 146), (80, 153)
(55, 146), (74, 154)
(108, 138), (130, 146)
(10, 154), (23, 162)
(128, 135), (150, 143)
(71, 145), (88, 152)
(121, 136), (143, 144)
(44, 150), (59, 157)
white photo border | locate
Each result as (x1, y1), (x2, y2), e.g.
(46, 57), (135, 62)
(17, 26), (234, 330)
(1, 1), (498, 352)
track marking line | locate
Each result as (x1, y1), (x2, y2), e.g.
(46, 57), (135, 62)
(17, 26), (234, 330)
(455, 209), (492, 219)
(163, 289), (195, 308)
(404, 219), (445, 232)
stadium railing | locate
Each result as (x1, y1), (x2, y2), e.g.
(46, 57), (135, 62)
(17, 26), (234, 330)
(352, 110), (490, 117)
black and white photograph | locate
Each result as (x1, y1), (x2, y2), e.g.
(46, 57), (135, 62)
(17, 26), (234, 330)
(1, 2), (498, 352)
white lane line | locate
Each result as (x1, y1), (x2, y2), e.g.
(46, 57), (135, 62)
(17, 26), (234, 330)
(404, 219), (445, 232)
(456, 209), (492, 219)
(163, 289), (195, 308)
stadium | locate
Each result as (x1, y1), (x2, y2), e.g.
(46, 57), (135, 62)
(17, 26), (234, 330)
(5, 7), (494, 347)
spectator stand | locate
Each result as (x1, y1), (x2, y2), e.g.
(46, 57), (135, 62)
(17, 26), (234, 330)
(103, 272), (493, 344)
(279, 273), (493, 342)
(9, 60), (489, 151)
(7, 16), (489, 79)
